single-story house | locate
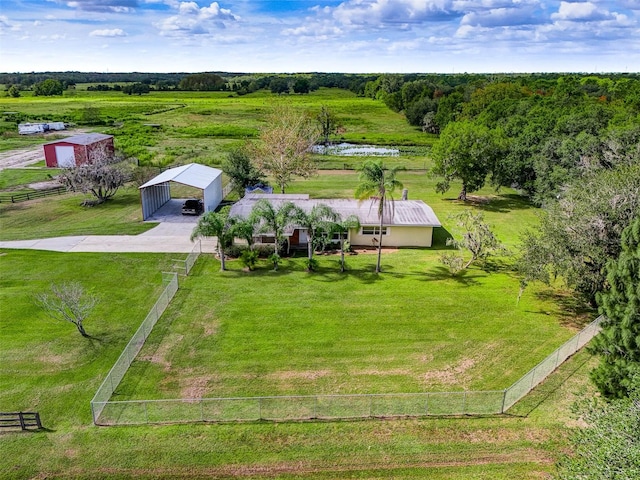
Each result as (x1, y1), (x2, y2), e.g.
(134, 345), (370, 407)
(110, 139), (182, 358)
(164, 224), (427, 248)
(228, 193), (441, 249)
(139, 163), (224, 221)
(44, 133), (114, 168)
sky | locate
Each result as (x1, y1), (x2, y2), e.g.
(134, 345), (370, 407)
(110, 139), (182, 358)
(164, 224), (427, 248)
(1, 0), (638, 74)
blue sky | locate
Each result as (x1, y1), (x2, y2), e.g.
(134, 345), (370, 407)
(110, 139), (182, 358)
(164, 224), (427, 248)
(1, 1), (638, 73)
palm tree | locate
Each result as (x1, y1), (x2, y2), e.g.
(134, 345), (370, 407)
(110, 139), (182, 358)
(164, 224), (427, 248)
(250, 199), (298, 259)
(191, 207), (233, 271)
(228, 215), (257, 250)
(333, 214), (360, 273)
(292, 203), (339, 269)
(354, 160), (403, 273)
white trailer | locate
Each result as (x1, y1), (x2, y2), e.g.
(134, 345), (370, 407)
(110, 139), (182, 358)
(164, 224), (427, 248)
(18, 123), (46, 135)
(47, 122), (66, 131)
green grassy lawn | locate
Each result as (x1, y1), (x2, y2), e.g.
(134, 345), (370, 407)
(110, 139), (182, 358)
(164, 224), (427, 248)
(0, 167), (60, 190)
(0, 248), (596, 479)
(0, 186), (156, 240)
(117, 252), (583, 402)
(0, 250), (176, 426)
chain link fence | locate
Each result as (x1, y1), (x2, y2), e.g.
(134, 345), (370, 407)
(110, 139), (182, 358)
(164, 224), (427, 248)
(172, 239), (201, 276)
(503, 315), (602, 411)
(91, 286), (603, 425)
(91, 272), (179, 423)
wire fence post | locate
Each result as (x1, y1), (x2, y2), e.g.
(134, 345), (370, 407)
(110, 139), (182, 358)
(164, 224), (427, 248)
(501, 389), (507, 414)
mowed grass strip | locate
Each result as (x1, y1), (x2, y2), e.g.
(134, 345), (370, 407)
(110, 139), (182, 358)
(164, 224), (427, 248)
(118, 251), (576, 401)
(0, 186), (156, 240)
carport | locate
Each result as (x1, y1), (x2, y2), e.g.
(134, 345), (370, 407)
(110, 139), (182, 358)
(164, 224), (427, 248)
(139, 163), (223, 221)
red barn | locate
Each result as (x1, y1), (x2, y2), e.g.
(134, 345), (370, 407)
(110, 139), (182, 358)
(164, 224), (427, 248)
(44, 133), (114, 168)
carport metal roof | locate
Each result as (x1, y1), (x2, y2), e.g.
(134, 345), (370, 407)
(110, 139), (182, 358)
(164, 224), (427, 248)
(139, 163), (222, 190)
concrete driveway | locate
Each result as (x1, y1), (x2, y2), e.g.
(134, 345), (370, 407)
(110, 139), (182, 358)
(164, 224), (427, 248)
(0, 200), (218, 253)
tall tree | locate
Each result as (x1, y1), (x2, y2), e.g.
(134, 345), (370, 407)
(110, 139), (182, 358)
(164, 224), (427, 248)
(354, 160), (403, 273)
(249, 199), (298, 259)
(518, 163), (640, 305)
(191, 208), (234, 271)
(33, 79), (64, 96)
(292, 204), (339, 268)
(431, 120), (504, 201)
(316, 105), (337, 145)
(555, 378), (640, 479)
(251, 104), (319, 193)
(590, 216), (640, 398)
(221, 147), (266, 198)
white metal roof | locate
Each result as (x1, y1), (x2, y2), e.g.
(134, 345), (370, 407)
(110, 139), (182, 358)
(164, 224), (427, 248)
(139, 163), (223, 190)
(230, 194), (441, 227)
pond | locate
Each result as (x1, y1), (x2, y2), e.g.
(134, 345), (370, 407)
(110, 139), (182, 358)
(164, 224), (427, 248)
(311, 143), (399, 157)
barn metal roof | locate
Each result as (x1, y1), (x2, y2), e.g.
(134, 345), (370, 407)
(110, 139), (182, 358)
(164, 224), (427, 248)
(45, 133), (113, 146)
(229, 194), (441, 227)
(139, 163), (223, 190)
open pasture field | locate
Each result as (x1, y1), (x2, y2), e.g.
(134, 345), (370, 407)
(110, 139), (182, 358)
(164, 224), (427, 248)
(0, 88), (435, 167)
(118, 251), (582, 402)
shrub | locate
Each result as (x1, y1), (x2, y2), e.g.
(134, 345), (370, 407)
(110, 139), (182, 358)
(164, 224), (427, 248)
(239, 250), (259, 271)
(304, 257), (319, 272)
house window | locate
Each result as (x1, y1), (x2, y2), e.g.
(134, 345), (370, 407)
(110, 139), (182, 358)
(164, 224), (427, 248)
(331, 232), (348, 242)
(361, 226), (388, 235)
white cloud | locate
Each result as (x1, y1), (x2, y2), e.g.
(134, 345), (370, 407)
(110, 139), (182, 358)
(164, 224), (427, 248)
(332, 0), (462, 27)
(461, 5), (544, 27)
(551, 1), (610, 22)
(0, 15), (21, 34)
(90, 28), (127, 36)
(282, 21), (343, 38)
(156, 1), (239, 36)
(65, 0), (138, 13)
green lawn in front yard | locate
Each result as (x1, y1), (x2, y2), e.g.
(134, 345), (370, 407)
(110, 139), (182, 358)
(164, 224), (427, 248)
(0, 186), (156, 240)
(0, 248), (596, 479)
(117, 251), (587, 402)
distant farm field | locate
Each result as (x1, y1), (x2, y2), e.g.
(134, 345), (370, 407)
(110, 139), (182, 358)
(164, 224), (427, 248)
(0, 88), (435, 167)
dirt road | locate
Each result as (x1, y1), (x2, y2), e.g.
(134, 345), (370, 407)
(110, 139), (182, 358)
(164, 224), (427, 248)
(0, 145), (45, 170)
(0, 128), (90, 170)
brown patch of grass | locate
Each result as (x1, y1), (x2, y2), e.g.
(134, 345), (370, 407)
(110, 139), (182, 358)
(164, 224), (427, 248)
(180, 375), (213, 399)
(267, 370), (332, 381)
(421, 345), (496, 388)
(139, 333), (184, 371)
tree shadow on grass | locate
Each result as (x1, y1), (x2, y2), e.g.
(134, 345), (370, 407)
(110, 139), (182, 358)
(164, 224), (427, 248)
(430, 226), (456, 251)
(530, 288), (596, 330)
(420, 265), (484, 286)
(440, 193), (534, 214)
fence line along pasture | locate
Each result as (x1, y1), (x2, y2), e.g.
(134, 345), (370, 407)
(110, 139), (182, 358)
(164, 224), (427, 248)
(90, 272), (179, 423)
(0, 186), (66, 203)
(172, 239), (201, 276)
(91, 289), (603, 425)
